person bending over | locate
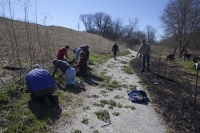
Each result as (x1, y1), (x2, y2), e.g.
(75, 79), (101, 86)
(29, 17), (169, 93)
(25, 64), (58, 107)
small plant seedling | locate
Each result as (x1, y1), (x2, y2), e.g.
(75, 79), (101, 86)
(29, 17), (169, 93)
(74, 130), (82, 133)
(122, 65), (135, 74)
(82, 106), (90, 111)
(112, 112), (120, 116)
(81, 118), (89, 125)
(94, 110), (110, 121)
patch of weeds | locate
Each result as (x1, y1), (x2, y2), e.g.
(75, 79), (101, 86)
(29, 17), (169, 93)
(102, 93), (108, 97)
(122, 65), (135, 74)
(109, 100), (117, 107)
(114, 95), (123, 99)
(82, 106), (90, 111)
(107, 64), (112, 68)
(92, 130), (99, 133)
(112, 112), (120, 116)
(81, 118), (89, 125)
(100, 100), (109, 105)
(94, 110), (110, 121)
(117, 103), (123, 108)
(125, 105), (135, 110)
(122, 84), (128, 88)
(131, 85), (137, 89)
(120, 61), (127, 64)
(93, 102), (100, 107)
(89, 53), (112, 64)
(108, 105), (113, 109)
(101, 90), (107, 93)
(88, 95), (99, 98)
(74, 130), (82, 133)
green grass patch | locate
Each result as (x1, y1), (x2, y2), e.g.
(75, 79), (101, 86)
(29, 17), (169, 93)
(81, 118), (89, 125)
(94, 110), (110, 121)
(125, 105), (136, 110)
(82, 106), (90, 111)
(112, 112), (120, 116)
(89, 53), (112, 64)
(122, 65), (135, 74)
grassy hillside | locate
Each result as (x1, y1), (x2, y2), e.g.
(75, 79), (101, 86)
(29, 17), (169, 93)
(0, 17), (127, 83)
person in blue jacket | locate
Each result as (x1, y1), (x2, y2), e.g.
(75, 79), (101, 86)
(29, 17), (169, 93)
(25, 64), (57, 107)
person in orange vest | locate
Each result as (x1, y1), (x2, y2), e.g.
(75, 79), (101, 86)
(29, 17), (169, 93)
(57, 45), (69, 61)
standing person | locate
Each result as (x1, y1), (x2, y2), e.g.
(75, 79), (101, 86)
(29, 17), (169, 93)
(182, 49), (187, 62)
(136, 39), (151, 72)
(73, 51), (88, 77)
(82, 45), (90, 63)
(52, 59), (76, 87)
(112, 43), (119, 60)
(57, 45), (70, 61)
(25, 64), (58, 107)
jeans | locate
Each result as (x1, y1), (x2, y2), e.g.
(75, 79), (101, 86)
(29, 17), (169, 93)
(182, 56), (186, 62)
(142, 55), (150, 70)
(65, 67), (76, 85)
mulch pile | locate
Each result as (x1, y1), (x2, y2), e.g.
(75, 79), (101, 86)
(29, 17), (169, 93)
(130, 56), (200, 133)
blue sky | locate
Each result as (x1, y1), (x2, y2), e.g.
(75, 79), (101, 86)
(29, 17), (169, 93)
(1, 0), (169, 41)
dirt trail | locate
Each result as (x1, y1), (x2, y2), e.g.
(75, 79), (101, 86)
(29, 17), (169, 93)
(55, 49), (166, 133)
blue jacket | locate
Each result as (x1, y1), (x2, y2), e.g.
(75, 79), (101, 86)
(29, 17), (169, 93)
(25, 68), (55, 93)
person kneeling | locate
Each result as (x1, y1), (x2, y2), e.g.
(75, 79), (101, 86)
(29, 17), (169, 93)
(25, 64), (58, 107)
(74, 51), (88, 77)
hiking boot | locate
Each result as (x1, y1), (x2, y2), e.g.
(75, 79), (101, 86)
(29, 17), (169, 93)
(49, 95), (59, 106)
(74, 81), (79, 88)
(43, 97), (53, 107)
(78, 81), (84, 88)
(140, 70), (145, 72)
(147, 69), (151, 72)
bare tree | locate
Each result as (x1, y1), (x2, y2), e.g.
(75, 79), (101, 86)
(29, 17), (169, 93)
(79, 14), (94, 33)
(123, 18), (139, 42)
(112, 18), (124, 40)
(145, 25), (157, 43)
(160, 0), (200, 57)
(93, 12), (112, 37)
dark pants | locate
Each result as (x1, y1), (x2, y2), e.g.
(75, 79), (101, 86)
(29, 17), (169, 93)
(30, 92), (53, 101)
(142, 55), (150, 70)
(113, 51), (117, 59)
(76, 70), (87, 77)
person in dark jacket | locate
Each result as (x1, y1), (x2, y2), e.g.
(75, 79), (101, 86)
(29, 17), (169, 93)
(25, 64), (57, 107)
(52, 59), (76, 86)
(73, 51), (88, 77)
(57, 45), (69, 61)
(73, 45), (89, 63)
(112, 43), (119, 60)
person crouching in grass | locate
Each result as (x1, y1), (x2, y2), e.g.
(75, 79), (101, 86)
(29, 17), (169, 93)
(25, 64), (58, 107)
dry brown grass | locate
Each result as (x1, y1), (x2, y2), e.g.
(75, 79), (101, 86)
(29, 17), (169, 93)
(0, 17), (126, 82)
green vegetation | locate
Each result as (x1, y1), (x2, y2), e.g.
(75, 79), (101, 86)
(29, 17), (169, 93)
(89, 53), (112, 64)
(81, 118), (89, 125)
(100, 80), (122, 91)
(94, 110), (110, 121)
(112, 112), (120, 116)
(125, 105), (135, 110)
(82, 106), (90, 111)
(122, 65), (135, 74)
(0, 80), (76, 133)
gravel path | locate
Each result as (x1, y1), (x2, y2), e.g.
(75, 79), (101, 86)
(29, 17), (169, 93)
(56, 49), (166, 133)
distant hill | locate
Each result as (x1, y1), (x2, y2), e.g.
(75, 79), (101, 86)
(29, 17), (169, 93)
(0, 17), (126, 65)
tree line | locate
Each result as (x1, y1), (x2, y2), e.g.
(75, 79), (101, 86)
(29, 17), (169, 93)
(159, 0), (200, 57)
(79, 12), (157, 48)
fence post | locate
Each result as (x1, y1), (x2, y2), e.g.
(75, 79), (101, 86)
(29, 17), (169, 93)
(194, 60), (199, 110)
